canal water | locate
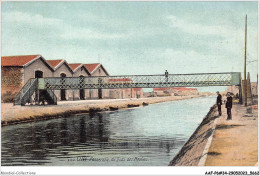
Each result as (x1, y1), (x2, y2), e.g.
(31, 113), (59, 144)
(1, 97), (215, 166)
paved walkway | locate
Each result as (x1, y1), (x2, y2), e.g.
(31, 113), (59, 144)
(205, 102), (258, 166)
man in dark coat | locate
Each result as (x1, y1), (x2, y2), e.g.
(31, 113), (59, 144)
(226, 92), (233, 120)
(165, 70), (169, 82)
(216, 91), (222, 116)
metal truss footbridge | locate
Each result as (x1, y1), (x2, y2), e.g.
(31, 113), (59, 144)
(14, 72), (241, 106)
(40, 72), (241, 89)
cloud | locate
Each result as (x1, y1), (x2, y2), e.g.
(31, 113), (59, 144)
(1, 6), (257, 82)
(59, 26), (128, 40)
(166, 15), (258, 66)
(167, 15), (239, 37)
(3, 11), (63, 26)
(2, 11), (129, 41)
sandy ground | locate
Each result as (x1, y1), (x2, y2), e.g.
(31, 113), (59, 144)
(1, 95), (201, 125)
(205, 103), (258, 166)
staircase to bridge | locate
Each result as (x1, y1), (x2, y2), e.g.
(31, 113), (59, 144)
(14, 79), (57, 106)
(14, 72), (241, 106)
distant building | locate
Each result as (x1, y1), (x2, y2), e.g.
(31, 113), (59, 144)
(171, 87), (199, 96)
(106, 78), (144, 99)
(108, 78), (131, 99)
(228, 82), (258, 98)
(132, 88), (144, 98)
(1, 55), (54, 102)
(198, 92), (215, 96)
(153, 88), (171, 96)
(153, 87), (198, 96)
(227, 85), (240, 94)
(143, 92), (157, 97)
(84, 63), (110, 99)
(251, 82), (258, 97)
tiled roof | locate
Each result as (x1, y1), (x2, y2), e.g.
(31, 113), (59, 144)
(84, 63), (100, 73)
(172, 87), (197, 91)
(133, 88), (142, 91)
(47, 60), (63, 68)
(153, 88), (170, 91)
(1, 55), (40, 66)
(153, 87), (197, 91)
(69, 63), (82, 71)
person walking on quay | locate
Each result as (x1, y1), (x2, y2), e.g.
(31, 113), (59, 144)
(165, 70), (169, 82)
(226, 92), (233, 120)
(216, 91), (222, 116)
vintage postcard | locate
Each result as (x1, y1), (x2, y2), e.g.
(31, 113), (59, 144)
(1, 1), (259, 175)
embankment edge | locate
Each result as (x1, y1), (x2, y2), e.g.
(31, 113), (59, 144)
(169, 104), (218, 166)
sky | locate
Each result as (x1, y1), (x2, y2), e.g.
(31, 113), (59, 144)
(1, 1), (258, 92)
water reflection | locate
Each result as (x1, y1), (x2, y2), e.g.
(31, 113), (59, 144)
(2, 97), (215, 166)
(79, 117), (86, 143)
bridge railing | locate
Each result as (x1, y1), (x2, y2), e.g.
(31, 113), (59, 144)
(14, 78), (37, 105)
(39, 72), (241, 90)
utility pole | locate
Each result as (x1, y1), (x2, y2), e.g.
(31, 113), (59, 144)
(231, 67), (233, 93)
(244, 15), (247, 106)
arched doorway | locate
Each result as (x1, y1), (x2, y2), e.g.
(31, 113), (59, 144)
(35, 70), (44, 104)
(60, 73), (66, 101)
(35, 70), (43, 78)
(79, 75), (85, 100)
(98, 88), (102, 99)
(98, 78), (102, 99)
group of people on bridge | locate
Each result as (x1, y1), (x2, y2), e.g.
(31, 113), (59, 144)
(216, 91), (233, 120)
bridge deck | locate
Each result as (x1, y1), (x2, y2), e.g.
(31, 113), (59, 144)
(14, 72), (241, 106)
(38, 72), (241, 90)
